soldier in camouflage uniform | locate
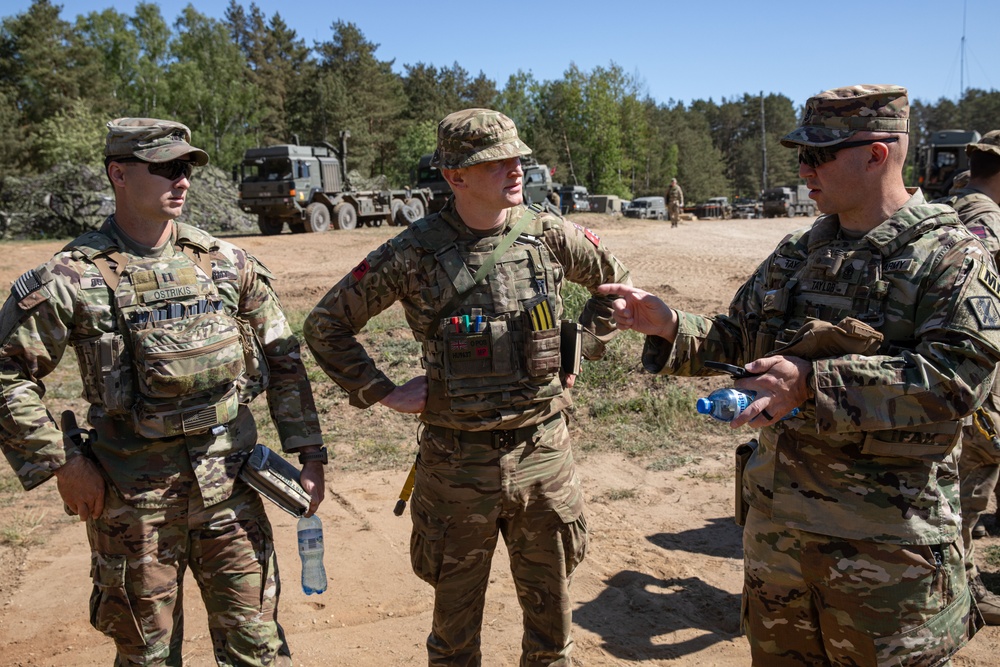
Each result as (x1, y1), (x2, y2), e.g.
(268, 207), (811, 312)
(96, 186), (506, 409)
(598, 86), (1000, 665)
(0, 118), (327, 666)
(303, 109), (631, 666)
(667, 178), (684, 227)
(933, 129), (1000, 625)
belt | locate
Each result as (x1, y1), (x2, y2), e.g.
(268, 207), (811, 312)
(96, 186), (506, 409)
(424, 413), (563, 449)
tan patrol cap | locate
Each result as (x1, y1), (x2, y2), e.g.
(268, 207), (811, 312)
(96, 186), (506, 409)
(431, 108), (532, 169)
(967, 130), (1000, 158)
(781, 84), (909, 148)
(105, 118), (209, 165)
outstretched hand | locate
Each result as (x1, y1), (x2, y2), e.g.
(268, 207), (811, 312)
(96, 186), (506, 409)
(730, 355), (813, 429)
(596, 283), (679, 341)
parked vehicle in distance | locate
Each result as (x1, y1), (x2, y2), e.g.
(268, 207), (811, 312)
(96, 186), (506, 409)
(732, 196), (762, 219)
(558, 184), (590, 214)
(695, 196), (733, 219)
(624, 196), (667, 220)
(915, 129), (981, 200)
(238, 131), (432, 234)
(416, 153), (451, 213)
(522, 160), (556, 206)
(762, 185), (816, 218)
(589, 194), (624, 215)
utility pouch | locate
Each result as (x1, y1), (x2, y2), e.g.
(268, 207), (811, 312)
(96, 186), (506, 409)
(239, 443), (310, 517)
(734, 439), (757, 527)
(73, 332), (134, 415)
(560, 321), (583, 375)
(525, 326), (561, 377)
(443, 317), (517, 381)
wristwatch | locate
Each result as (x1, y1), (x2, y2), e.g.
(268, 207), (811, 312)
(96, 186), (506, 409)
(298, 447), (329, 465)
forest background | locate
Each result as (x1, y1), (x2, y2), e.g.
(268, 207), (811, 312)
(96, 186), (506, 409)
(3, 0), (1000, 232)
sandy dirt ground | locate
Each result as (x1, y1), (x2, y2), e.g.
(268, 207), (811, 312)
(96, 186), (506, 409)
(1, 214), (999, 666)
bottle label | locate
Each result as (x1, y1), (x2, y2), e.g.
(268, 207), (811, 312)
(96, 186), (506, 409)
(298, 528), (324, 552)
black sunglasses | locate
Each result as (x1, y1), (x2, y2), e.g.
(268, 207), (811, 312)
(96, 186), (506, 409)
(798, 136), (900, 169)
(114, 158), (194, 181)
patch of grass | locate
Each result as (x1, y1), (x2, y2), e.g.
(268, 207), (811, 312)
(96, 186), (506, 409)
(0, 509), (47, 547)
(984, 545), (1000, 569)
(686, 469), (730, 483)
(647, 454), (703, 472)
(351, 438), (409, 469)
(603, 487), (638, 502)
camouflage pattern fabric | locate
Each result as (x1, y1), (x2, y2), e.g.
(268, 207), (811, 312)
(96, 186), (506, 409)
(304, 198), (629, 665)
(743, 508), (980, 666)
(967, 130), (1000, 159)
(105, 117), (209, 165)
(0, 217), (322, 504)
(641, 191), (1000, 659)
(430, 109), (532, 170)
(410, 415), (586, 665)
(781, 84), (910, 147)
(87, 482), (290, 666)
(667, 182), (683, 227)
(934, 187), (1000, 577)
(304, 200), (631, 431)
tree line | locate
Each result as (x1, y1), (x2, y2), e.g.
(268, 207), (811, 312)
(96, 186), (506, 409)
(3, 0), (999, 207)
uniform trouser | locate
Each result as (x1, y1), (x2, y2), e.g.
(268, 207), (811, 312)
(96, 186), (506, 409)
(959, 419), (1000, 578)
(669, 202), (681, 227)
(409, 414), (588, 667)
(86, 481), (290, 667)
(742, 508), (980, 667)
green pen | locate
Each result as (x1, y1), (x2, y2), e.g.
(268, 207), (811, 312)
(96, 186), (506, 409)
(463, 315), (471, 333)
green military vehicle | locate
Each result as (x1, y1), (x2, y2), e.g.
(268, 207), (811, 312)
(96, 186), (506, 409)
(415, 153), (451, 213)
(915, 129), (981, 200)
(762, 185), (816, 218)
(522, 160), (556, 206)
(239, 131), (432, 235)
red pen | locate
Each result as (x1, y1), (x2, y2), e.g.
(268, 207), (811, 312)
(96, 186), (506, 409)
(451, 316), (460, 333)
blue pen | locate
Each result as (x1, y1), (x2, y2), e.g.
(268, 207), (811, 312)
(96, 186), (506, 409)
(475, 315), (483, 332)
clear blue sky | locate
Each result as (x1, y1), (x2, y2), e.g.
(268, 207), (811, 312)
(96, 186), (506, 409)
(7, 0), (999, 109)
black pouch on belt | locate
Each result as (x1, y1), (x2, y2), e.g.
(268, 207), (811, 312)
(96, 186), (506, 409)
(734, 439), (757, 527)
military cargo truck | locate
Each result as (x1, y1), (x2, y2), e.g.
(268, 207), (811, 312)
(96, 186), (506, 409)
(416, 153), (451, 213)
(762, 185), (816, 218)
(915, 129), (981, 200)
(522, 161), (555, 206)
(558, 184), (590, 214)
(238, 131), (432, 235)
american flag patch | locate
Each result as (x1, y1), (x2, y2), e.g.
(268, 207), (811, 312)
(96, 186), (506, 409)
(12, 270), (42, 302)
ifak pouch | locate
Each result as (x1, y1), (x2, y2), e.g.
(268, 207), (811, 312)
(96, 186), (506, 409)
(239, 443), (311, 517)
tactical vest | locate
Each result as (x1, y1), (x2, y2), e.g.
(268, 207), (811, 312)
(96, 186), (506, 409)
(67, 223), (268, 439)
(413, 209), (565, 416)
(754, 211), (963, 459)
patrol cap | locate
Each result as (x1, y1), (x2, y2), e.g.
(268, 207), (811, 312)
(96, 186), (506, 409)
(431, 108), (532, 169)
(105, 118), (209, 166)
(967, 130), (1000, 158)
(780, 85), (910, 148)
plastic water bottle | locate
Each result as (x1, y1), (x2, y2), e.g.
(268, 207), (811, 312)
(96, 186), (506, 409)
(297, 514), (327, 595)
(696, 388), (799, 422)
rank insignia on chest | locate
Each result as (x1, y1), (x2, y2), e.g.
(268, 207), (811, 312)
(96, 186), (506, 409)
(351, 259), (370, 281)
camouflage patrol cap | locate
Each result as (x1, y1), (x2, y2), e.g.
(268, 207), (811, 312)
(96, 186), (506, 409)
(105, 118), (209, 165)
(431, 108), (531, 169)
(967, 130), (1000, 158)
(780, 85), (909, 148)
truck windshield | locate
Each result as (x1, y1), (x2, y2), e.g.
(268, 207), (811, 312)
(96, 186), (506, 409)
(244, 158), (293, 182)
(632, 201), (649, 208)
(764, 191), (786, 201)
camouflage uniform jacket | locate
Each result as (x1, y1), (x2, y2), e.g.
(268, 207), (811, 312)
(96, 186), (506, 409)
(0, 218), (322, 508)
(667, 183), (684, 205)
(642, 192), (1000, 544)
(304, 200), (631, 431)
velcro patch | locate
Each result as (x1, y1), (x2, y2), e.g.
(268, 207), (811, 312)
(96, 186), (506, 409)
(968, 296), (1000, 329)
(979, 263), (1000, 299)
(884, 258), (914, 273)
(573, 223), (600, 246)
(12, 270), (42, 302)
(774, 257), (801, 271)
(81, 275), (107, 290)
(351, 259), (370, 281)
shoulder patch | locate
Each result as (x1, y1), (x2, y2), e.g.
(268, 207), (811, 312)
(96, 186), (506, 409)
(979, 262), (1000, 300)
(12, 270), (42, 302)
(968, 297), (1000, 329)
(572, 223), (600, 247)
(351, 259), (370, 281)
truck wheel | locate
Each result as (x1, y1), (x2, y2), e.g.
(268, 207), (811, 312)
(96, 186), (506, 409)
(786, 208), (795, 218)
(257, 216), (283, 236)
(404, 198), (426, 220)
(389, 199), (404, 226)
(333, 203), (358, 230)
(305, 203), (331, 233)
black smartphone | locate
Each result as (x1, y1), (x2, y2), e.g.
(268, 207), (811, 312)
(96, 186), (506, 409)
(704, 360), (758, 379)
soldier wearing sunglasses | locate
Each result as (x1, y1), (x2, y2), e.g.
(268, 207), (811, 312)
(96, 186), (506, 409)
(0, 118), (326, 665)
(597, 85), (1000, 665)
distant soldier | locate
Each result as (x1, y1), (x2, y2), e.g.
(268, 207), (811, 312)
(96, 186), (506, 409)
(304, 108), (631, 666)
(667, 178), (684, 227)
(546, 189), (562, 215)
(933, 129), (1000, 625)
(0, 118), (326, 665)
(950, 169), (972, 193)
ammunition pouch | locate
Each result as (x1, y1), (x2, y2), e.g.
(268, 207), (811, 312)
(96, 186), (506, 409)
(239, 443), (310, 517)
(861, 420), (963, 462)
(767, 316), (884, 359)
(734, 439), (757, 526)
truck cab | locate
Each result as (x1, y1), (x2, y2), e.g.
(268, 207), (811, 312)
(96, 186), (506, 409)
(917, 129), (981, 199)
(416, 153), (451, 213)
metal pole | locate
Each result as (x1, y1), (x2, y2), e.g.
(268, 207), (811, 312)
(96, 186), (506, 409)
(760, 91), (768, 193)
